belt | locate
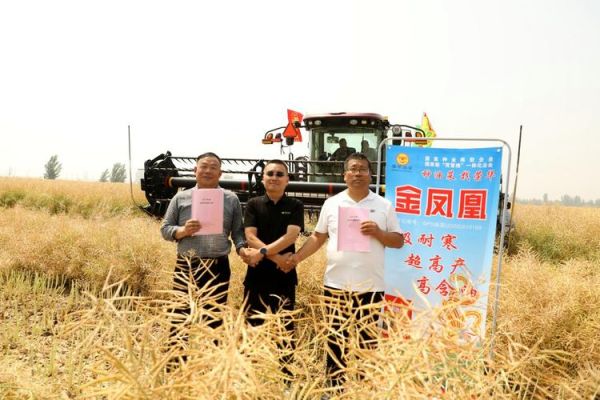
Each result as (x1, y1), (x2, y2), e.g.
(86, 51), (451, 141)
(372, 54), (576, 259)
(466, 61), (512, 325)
(177, 255), (228, 264)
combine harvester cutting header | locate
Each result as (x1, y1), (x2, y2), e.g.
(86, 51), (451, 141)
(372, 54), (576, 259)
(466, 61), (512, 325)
(140, 110), (436, 218)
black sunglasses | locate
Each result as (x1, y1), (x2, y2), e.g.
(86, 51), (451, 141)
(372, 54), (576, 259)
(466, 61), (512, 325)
(265, 171), (286, 177)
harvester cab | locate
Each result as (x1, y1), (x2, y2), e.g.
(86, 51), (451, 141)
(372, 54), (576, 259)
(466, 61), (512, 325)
(302, 113), (389, 183)
(140, 112), (427, 218)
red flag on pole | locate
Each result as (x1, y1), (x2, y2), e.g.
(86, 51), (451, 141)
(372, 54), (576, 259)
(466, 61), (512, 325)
(282, 109), (303, 142)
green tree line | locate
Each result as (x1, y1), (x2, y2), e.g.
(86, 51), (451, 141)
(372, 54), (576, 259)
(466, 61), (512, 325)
(43, 155), (127, 183)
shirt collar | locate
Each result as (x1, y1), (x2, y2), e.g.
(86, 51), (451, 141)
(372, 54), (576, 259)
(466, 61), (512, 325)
(341, 189), (376, 204)
(262, 193), (287, 204)
(194, 185), (223, 190)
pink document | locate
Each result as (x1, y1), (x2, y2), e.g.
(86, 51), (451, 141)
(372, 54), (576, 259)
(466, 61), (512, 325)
(191, 188), (224, 235)
(337, 206), (370, 252)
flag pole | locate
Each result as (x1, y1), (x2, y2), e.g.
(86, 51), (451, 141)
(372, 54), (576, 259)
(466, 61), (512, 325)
(128, 125), (135, 205)
(506, 125), (522, 248)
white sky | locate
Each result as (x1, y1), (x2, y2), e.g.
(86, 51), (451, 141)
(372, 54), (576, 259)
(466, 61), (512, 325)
(1, 0), (599, 200)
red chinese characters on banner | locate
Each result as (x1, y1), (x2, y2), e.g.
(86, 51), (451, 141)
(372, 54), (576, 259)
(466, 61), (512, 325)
(428, 255), (444, 273)
(435, 279), (455, 296)
(458, 190), (487, 219)
(419, 169), (497, 183)
(395, 185), (422, 215)
(395, 162), (496, 302)
(406, 255), (471, 297)
(418, 233), (434, 247)
(405, 253), (422, 269)
(395, 185), (488, 220)
(460, 284), (478, 298)
(425, 188), (454, 218)
(441, 234), (458, 250)
(450, 257), (466, 274)
(417, 276), (431, 294)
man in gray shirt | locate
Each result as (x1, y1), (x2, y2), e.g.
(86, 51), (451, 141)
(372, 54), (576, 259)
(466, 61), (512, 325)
(161, 152), (246, 344)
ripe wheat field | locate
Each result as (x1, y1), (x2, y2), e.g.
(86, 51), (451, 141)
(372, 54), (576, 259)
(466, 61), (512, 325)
(0, 177), (599, 399)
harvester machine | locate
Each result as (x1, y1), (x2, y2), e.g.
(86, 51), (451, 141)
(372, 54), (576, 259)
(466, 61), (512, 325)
(140, 112), (429, 218)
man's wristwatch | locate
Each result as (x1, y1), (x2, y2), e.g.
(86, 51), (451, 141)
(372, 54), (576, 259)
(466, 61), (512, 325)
(259, 247), (268, 257)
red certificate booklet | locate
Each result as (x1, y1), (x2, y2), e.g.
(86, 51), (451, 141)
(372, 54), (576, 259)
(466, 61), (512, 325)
(191, 188), (224, 235)
(337, 206), (370, 252)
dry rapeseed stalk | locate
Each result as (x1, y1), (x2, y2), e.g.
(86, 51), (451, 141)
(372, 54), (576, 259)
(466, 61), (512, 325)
(2, 189), (600, 398)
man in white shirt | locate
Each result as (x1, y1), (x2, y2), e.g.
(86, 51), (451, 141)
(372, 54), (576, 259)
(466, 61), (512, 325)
(291, 153), (404, 387)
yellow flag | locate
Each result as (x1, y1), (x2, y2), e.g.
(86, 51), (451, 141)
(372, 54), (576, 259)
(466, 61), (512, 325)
(419, 112), (436, 147)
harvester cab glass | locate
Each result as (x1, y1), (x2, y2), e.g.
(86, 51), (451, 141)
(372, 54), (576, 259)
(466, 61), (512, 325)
(304, 113), (389, 183)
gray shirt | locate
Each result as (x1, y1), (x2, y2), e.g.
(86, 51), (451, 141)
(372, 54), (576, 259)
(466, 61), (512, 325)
(160, 187), (245, 258)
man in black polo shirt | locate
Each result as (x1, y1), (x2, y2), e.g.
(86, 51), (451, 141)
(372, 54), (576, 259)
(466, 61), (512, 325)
(242, 159), (304, 376)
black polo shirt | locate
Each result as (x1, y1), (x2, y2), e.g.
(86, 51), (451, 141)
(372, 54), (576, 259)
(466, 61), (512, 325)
(243, 194), (304, 288)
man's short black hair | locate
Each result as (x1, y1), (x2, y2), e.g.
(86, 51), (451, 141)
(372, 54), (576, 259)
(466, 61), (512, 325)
(344, 152), (372, 174)
(264, 159), (289, 173)
(197, 152), (222, 165)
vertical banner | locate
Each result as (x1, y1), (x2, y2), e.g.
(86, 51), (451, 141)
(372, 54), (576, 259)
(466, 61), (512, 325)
(384, 146), (502, 341)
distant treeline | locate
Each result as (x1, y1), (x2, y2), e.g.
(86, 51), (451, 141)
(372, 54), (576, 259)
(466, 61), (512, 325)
(518, 194), (600, 207)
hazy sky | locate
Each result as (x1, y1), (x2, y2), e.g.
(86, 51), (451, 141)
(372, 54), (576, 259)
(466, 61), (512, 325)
(1, 0), (599, 201)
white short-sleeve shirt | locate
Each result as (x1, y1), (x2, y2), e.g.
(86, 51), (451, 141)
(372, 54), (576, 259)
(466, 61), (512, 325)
(315, 189), (402, 292)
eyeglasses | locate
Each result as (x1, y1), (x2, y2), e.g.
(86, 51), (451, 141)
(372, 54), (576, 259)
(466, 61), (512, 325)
(346, 168), (370, 175)
(265, 171), (286, 177)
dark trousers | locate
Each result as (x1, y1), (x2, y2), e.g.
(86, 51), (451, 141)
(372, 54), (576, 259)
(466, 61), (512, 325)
(170, 256), (230, 342)
(244, 283), (296, 377)
(323, 287), (384, 385)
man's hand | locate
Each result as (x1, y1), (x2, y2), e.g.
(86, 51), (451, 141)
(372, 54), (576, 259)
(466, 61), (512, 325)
(239, 247), (250, 264)
(243, 248), (264, 267)
(270, 253), (288, 272)
(359, 220), (403, 248)
(360, 220), (380, 237)
(177, 219), (201, 239)
(287, 254), (300, 269)
(276, 252), (297, 273)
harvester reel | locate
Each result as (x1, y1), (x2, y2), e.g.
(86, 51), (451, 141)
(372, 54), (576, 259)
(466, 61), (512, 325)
(248, 160), (266, 197)
(140, 152), (180, 218)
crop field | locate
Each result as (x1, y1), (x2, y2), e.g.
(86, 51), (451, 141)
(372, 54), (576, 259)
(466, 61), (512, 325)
(1, 177), (599, 399)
